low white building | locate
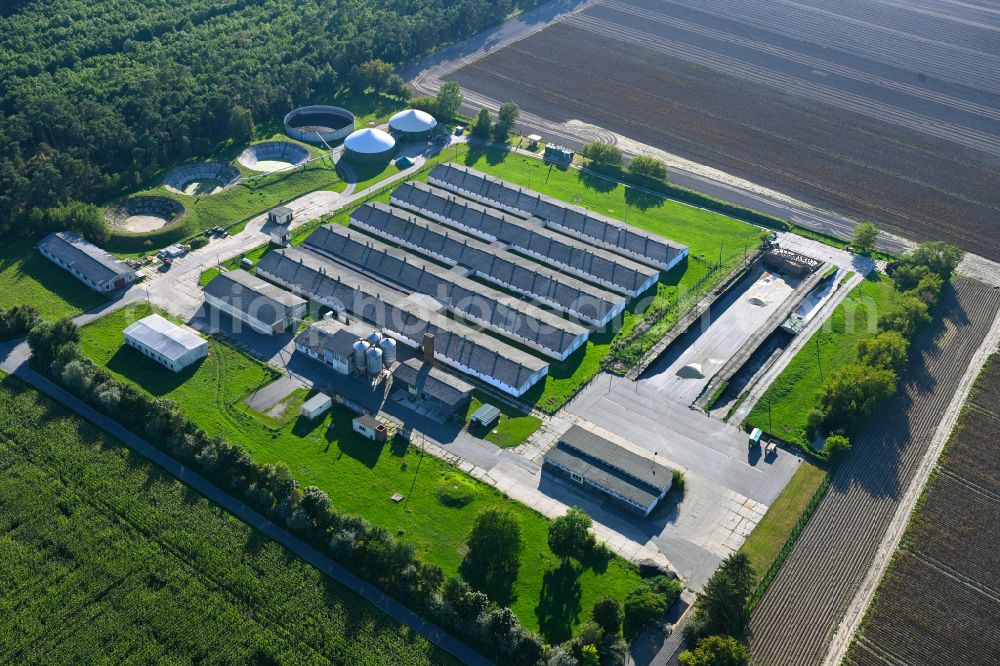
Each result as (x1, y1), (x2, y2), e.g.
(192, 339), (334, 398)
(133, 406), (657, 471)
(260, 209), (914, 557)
(353, 414), (387, 442)
(300, 392), (332, 419)
(203, 269), (307, 335)
(123, 314), (208, 372)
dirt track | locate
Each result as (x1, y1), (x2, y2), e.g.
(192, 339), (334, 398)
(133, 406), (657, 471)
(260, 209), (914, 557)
(452, 0), (1000, 260)
(746, 278), (1000, 665)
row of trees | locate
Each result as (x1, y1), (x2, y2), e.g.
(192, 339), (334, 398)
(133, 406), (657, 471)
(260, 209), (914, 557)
(26, 318), (547, 665)
(810, 240), (964, 457)
(29, 317), (685, 666)
(0, 0), (547, 237)
(471, 102), (521, 142)
(679, 553), (756, 665)
(581, 141), (670, 187)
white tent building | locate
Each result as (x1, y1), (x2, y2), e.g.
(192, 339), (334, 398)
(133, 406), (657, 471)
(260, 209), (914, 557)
(388, 109), (437, 141)
(123, 314), (208, 372)
(342, 128), (396, 165)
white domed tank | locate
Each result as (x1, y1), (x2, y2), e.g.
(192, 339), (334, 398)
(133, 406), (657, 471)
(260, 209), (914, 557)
(378, 337), (396, 367)
(366, 345), (383, 376)
(352, 339), (370, 371)
(366, 330), (382, 346)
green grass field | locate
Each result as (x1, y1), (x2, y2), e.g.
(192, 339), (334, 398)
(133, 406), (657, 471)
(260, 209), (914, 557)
(78, 303), (644, 642)
(464, 396), (542, 448)
(738, 460), (828, 581)
(746, 273), (901, 446)
(0, 373), (454, 665)
(0, 238), (106, 321)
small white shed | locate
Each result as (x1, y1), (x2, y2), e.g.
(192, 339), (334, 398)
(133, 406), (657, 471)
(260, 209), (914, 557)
(300, 392), (332, 419)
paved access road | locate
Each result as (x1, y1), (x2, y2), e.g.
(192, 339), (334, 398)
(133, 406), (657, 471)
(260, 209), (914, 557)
(747, 278), (1000, 665)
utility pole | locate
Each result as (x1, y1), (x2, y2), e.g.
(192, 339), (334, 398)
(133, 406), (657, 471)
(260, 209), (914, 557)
(815, 334), (823, 382)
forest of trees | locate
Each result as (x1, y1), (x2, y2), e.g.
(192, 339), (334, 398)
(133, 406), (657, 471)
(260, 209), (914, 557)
(0, 0), (544, 236)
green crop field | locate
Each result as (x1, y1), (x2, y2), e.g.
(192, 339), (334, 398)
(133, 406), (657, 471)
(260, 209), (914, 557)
(0, 238), (106, 321)
(0, 373), (454, 665)
(78, 303), (644, 642)
(746, 273), (901, 446)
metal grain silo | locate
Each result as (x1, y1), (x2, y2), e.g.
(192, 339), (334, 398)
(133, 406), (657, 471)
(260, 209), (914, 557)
(378, 337), (396, 367)
(366, 345), (383, 376)
(352, 339), (369, 372)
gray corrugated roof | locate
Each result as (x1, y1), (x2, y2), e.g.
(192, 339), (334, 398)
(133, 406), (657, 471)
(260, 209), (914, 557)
(123, 314), (206, 362)
(544, 445), (662, 509)
(392, 181), (659, 294)
(349, 203), (623, 323)
(558, 425), (672, 492)
(295, 319), (358, 359)
(256, 247), (548, 394)
(204, 269), (305, 326)
(303, 223), (587, 357)
(38, 231), (133, 286)
(471, 403), (501, 425)
(302, 392), (331, 411)
(429, 163), (688, 268)
(392, 357), (473, 408)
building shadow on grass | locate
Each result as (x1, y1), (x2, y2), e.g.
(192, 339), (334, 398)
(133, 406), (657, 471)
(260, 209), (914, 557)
(535, 560), (583, 644)
(105, 345), (203, 396)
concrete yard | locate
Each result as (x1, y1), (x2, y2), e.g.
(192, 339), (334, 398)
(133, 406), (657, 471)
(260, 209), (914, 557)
(640, 262), (798, 403)
(563, 375), (804, 587)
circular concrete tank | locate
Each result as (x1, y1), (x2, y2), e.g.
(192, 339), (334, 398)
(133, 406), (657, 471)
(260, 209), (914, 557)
(237, 141), (309, 173)
(284, 105), (356, 143)
(163, 162), (241, 195)
(388, 108), (438, 142)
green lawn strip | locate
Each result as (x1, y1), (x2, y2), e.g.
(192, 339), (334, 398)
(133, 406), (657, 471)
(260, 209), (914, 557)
(0, 374), (454, 665)
(738, 460), (828, 582)
(464, 395), (542, 448)
(0, 237), (107, 321)
(465, 148), (759, 264)
(745, 273), (901, 446)
(78, 304), (644, 640)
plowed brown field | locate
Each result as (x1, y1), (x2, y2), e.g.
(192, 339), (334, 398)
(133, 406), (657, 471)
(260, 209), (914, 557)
(452, 0), (1000, 259)
(843, 351), (1000, 666)
(746, 278), (1000, 665)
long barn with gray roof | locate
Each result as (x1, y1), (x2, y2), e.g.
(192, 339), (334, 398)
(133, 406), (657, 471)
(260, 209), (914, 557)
(349, 203), (625, 328)
(38, 231), (137, 293)
(391, 181), (660, 297)
(255, 247), (548, 396)
(304, 224), (588, 360)
(428, 163), (688, 271)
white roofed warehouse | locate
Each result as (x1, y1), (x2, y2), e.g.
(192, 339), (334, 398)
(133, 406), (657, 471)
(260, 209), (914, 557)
(342, 128), (396, 165)
(388, 109), (437, 142)
(123, 314), (208, 372)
